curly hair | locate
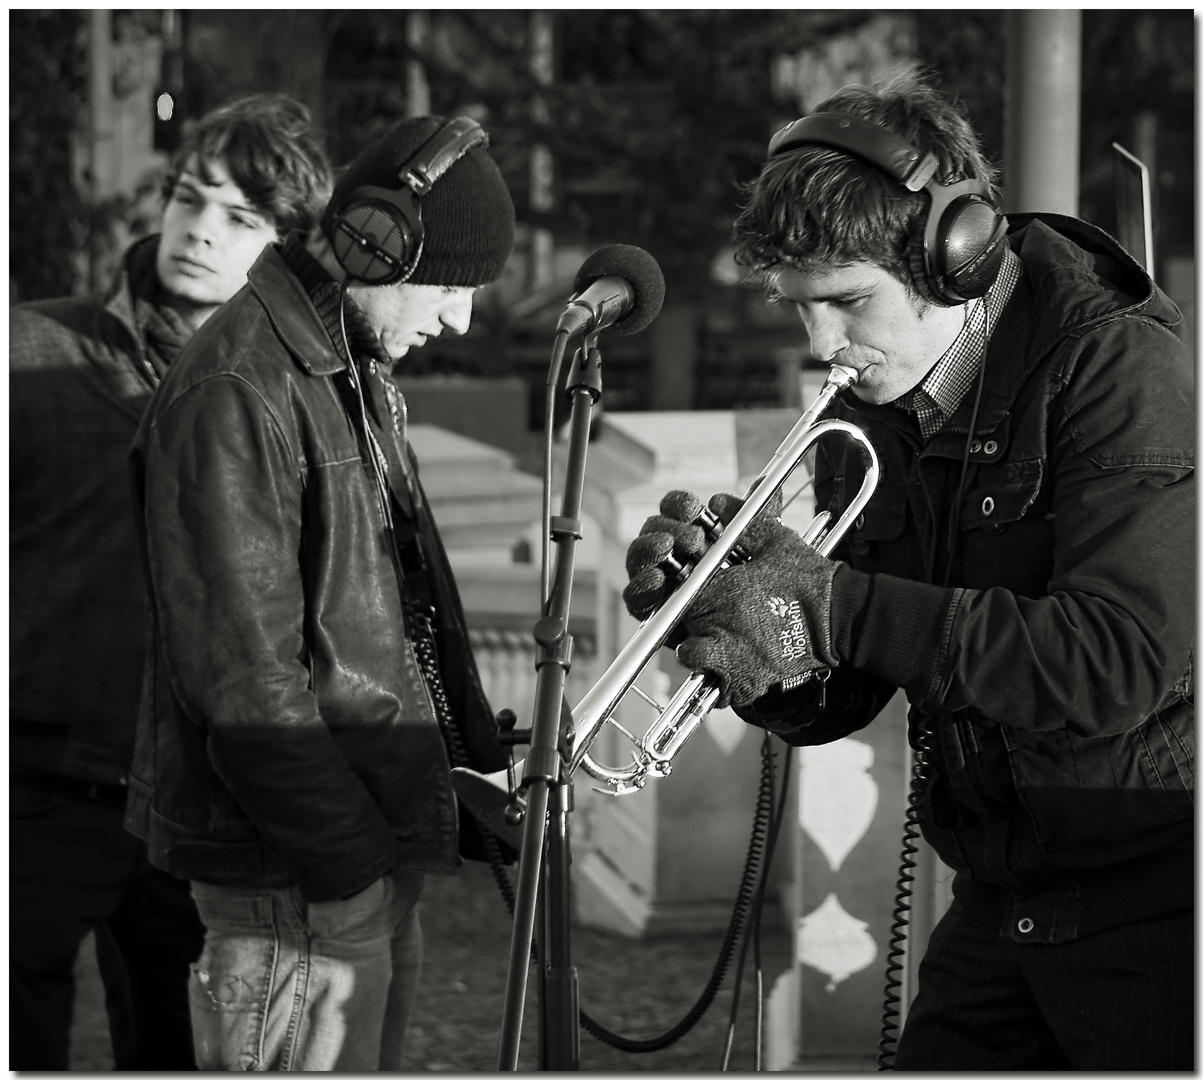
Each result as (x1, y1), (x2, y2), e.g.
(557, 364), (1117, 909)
(732, 65), (1000, 296)
(163, 93), (334, 235)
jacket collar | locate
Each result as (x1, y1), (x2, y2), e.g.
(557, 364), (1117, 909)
(100, 234), (159, 350)
(246, 242), (346, 377)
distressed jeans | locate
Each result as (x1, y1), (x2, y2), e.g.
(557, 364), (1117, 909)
(188, 871), (424, 1071)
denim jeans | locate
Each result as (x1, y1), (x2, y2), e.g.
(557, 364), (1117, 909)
(188, 870), (425, 1071)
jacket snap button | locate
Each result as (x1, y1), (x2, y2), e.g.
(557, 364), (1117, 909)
(970, 440), (982, 453)
(1017, 917), (1034, 934)
(981, 496), (995, 516)
(984, 440), (998, 455)
(855, 514), (865, 529)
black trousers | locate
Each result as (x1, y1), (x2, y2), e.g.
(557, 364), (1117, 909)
(10, 771), (206, 1070)
(894, 899), (1194, 1070)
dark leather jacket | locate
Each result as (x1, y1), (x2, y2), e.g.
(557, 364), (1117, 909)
(126, 243), (507, 902)
(743, 215), (1194, 942)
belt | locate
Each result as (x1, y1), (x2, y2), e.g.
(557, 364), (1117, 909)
(11, 768), (128, 803)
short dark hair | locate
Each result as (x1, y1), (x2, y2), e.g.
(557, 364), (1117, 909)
(733, 66), (999, 296)
(163, 94), (333, 235)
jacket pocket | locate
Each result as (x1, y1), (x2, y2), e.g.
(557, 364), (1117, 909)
(188, 891), (276, 1071)
(956, 458), (1053, 594)
(959, 458), (1043, 530)
(843, 477), (907, 571)
(1001, 719), (1194, 872)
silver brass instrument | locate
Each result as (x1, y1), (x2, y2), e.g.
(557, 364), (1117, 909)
(567, 363), (880, 796)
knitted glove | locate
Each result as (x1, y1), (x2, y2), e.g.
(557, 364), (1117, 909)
(676, 492), (839, 709)
(622, 490), (712, 622)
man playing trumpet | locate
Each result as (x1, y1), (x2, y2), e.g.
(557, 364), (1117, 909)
(625, 68), (1193, 1071)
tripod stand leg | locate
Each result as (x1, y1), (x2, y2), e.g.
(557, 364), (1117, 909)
(497, 778), (550, 1070)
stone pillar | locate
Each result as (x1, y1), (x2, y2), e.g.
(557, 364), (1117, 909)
(1003, 10), (1082, 216)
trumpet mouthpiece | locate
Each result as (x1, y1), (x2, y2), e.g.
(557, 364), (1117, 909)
(827, 364), (859, 390)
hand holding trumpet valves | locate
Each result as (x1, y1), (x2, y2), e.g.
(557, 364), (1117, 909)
(624, 489), (841, 710)
(623, 490), (751, 625)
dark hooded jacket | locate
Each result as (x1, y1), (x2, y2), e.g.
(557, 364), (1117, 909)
(125, 239), (508, 903)
(741, 214), (1194, 943)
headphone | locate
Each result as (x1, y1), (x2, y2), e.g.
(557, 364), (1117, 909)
(327, 116), (488, 286)
(768, 112), (1008, 306)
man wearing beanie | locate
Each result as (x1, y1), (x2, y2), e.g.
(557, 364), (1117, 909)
(127, 115), (516, 1071)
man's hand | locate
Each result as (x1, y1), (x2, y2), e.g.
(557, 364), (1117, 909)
(676, 492), (839, 709)
(622, 490), (711, 622)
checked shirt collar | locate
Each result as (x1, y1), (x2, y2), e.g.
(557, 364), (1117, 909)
(893, 247), (1021, 441)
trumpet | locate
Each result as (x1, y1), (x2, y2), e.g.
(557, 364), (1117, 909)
(567, 363), (880, 796)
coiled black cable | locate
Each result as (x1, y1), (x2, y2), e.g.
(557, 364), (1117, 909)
(876, 717), (934, 1070)
(578, 731), (780, 1054)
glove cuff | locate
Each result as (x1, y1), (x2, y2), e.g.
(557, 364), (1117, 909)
(830, 563), (873, 664)
(849, 571), (956, 697)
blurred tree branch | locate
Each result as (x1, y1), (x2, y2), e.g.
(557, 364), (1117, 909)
(10, 10), (88, 301)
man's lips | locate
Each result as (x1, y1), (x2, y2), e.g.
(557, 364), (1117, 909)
(172, 254), (214, 274)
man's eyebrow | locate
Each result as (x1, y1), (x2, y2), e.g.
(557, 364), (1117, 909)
(806, 285), (870, 302)
(771, 278), (872, 304)
(174, 172), (264, 218)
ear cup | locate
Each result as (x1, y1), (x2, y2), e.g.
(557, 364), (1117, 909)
(938, 198), (1009, 302)
(326, 117), (488, 286)
(330, 188), (423, 286)
(913, 193), (1008, 305)
(907, 226), (944, 305)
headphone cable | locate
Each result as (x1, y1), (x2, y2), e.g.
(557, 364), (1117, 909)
(943, 294), (990, 587)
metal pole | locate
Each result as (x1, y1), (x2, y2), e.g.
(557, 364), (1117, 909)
(1003, 10), (1082, 216)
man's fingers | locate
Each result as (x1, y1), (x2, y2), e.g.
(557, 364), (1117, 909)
(622, 565), (669, 621)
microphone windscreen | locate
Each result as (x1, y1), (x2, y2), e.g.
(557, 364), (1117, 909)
(573, 244), (666, 336)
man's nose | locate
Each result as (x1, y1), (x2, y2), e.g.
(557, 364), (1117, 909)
(441, 294), (475, 336)
(186, 204), (220, 246)
(803, 308), (848, 364)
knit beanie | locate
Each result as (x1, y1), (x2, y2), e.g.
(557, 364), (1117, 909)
(321, 115), (515, 287)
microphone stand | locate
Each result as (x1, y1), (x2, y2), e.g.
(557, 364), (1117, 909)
(496, 331), (602, 1071)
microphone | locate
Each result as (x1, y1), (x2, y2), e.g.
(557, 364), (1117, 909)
(556, 244), (666, 338)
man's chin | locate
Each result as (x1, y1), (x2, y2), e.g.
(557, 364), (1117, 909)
(850, 383), (883, 404)
(159, 274), (222, 309)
